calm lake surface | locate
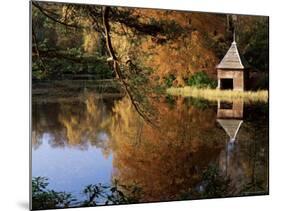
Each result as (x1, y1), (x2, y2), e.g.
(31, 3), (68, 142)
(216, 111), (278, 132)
(32, 81), (269, 206)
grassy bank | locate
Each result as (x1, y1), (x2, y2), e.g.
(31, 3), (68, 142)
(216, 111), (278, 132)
(167, 86), (268, 102)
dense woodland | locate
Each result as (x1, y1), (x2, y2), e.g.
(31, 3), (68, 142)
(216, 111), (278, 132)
(32, 1), (269, 89)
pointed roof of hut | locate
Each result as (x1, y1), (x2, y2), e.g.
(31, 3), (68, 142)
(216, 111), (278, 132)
(217, 34), (250, 69)
(217, 119), (243, 140)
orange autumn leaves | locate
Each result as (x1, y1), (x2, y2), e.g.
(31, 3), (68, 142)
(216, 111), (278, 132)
(110, 9), (225, 86)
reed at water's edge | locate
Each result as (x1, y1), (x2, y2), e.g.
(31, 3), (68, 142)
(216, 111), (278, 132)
(167, 86), (268, 102)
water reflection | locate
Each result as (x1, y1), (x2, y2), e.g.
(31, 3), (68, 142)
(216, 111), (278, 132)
(216, 100), (268, 195)
(217, 100), (244, 176)
(32, 84), (268, 208)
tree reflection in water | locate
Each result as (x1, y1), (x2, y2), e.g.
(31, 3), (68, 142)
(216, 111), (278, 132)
(32, 91), (268, 209)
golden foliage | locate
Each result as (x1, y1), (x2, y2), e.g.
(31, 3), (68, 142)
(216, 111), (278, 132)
(83, 29), (99, 54)
(58, 93), (103, 146)
(109, 10), (225, 86)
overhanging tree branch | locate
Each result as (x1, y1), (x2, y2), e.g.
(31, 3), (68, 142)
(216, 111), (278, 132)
(32, 2), (80, 29)
(102, 6), (156, 127)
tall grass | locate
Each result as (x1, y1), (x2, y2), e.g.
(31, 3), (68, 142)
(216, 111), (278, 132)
(167, 86), (268, 102)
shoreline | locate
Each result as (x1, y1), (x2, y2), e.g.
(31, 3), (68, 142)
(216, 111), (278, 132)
(167, 86), (268, 102)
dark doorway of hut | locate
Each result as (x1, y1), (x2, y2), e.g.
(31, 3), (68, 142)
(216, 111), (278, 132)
(220, 101), (233, 109)
(221, 79), (233, 90)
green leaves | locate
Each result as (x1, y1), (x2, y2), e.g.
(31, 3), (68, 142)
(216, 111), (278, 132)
(32, 176), (49, 193)
(240, 18), (269, 71)
(82, 180), (140, 206)
(164, 74), (176, 87)
(32, 177), (141, 209)
(32, 177), (77, 210)
(187, 71), (217, 89)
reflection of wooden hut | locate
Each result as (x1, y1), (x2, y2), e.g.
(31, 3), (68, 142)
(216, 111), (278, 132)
(217, 35), (249, 91)
(217, 119), (243, 142)
(217, 100), (243, 119)
(217, 100), (244, 142)
(217, 99), (244, 179)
